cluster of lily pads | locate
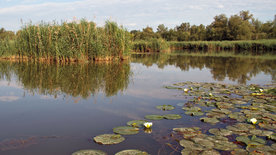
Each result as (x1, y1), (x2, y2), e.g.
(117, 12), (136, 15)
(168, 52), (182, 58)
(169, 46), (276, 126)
(166, 81), (276, 154)
(72, 103), (183, 154)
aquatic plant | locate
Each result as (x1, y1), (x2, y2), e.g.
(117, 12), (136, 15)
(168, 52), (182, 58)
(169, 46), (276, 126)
(6, 20), (131, 61)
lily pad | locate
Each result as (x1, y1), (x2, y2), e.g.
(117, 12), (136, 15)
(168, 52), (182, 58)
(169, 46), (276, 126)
(127, 120), (147, 128)
(200, 150), (220, 155)
(113, 126), (139, 135)
(93, 134), (125, 145)
(200, 117), (219, 124)
(236, 135), (266, 146)
(267, 133), (276, 141)
(72, 149), (107, 155)
(163, 114), (182, 120)
(185, 111), (204, 116)
(236, 136), (250, 145)
(115, 149), (149, 155)
(144, 115), (164, 120)
(173, 127), (202, 139)
(156, 105), (175, 111)
(208, 128), (232, 136)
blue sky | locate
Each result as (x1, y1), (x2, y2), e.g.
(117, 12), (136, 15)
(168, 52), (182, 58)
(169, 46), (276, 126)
(0, 0), (275, 31)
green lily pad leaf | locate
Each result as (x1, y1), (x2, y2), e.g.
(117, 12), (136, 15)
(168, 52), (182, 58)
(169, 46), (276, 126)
(182, 107), (201, 111)
(93, 134), (125, 145)
(236, 136), (250, 145)
(115, 149), (149, 155)
(156, 105), (175, 111)
(126, 120), (147, 128)
(113, 126), (139, 135)
(200, 117), (219, 124)
(144, 115), (164, 120)
(200, 150), (220, 155)
(208, 128), (232, 136)
(163, 114), (182, 120)
(72, 149), (107, 155)
(185, 111), (204, 116)
(230, 149), (248, 155)
(251, 135), (266, 144)
(268, 133), (276, 141)
(179, 139), (195, 148)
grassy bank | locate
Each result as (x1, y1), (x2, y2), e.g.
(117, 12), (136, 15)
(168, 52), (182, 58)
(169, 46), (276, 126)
(132, 39), (276, 53)
(169, 39), (276, 52)
(132, 38), (169, 52)
(0, 20), (131, 62)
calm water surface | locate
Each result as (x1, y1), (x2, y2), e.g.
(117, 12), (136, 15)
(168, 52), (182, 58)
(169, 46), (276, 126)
(0, 53), (275, 154)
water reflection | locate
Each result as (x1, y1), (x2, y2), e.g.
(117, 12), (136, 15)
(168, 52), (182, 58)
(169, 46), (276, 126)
(0, 61), (131, 98)
(131, 53), (276, 84)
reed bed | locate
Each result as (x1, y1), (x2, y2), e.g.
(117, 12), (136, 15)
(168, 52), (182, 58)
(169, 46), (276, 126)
(132, 38), (169, 52)
(11, 20), (131, 61)
(169, 40), (276, 52)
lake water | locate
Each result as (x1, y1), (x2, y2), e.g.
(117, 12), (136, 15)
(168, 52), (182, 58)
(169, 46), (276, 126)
(0, 53), (275, 154)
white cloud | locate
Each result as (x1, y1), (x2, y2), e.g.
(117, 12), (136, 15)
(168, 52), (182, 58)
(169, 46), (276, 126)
(0, 0), (275, 31)
(217, 4), (224, 9)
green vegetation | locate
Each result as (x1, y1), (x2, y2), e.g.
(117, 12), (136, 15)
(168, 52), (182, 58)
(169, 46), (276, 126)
(169, 39), (276, 52)
(0, 10), (276, 57)
(1, 20), (131, 61)
(132, 38), (169, 52)
(131, 11), (276, 42)
(131, 10), (276, 53)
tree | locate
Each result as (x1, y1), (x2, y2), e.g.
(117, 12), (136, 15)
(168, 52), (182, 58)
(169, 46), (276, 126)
(140, 26), (156, 40)
(209, 14), (229, 40)
(239, 10), (253, 21)
(228, 12), (254, 40)
(157, 24), (168, 39)
(176, 22), (190, 41)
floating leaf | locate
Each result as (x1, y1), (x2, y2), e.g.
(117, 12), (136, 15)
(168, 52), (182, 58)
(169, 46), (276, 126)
(93, 134), (125, 145)
(156, 105), (175, 111)
(236, 136), (250, 145)
(200, 150), (220, 155)
(251, 135), (266, 144)
(163, 114), (182, 120)
(208, 128), (232, 136)
(185, 111), (204, 116)
(72, 149), (107, 155)
(144, 115), (164, 120)
(200, 117), (219, 124)
(126, 120), (147, 128)
(267, 133), (276, 141)
(113, 126), (139, 135)
(115, 149), (149, 155)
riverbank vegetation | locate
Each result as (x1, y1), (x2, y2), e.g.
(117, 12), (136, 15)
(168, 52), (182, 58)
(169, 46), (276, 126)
(131, 11), (276, 42)
(131, 10), (276, 52)
(0, 20), (131, 61)
(0, 10), (276, 58)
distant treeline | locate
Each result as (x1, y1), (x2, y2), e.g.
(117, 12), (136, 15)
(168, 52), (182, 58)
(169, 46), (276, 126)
(0, 20), (131, 61)
(131, 11), (276, 41)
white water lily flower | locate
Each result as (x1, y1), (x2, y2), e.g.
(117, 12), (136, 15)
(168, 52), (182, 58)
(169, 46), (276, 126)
(143, 122), (153, 128)
(183, 88), (189, 92)
(209, 93), (213, 96)
(259, 89), (264, 92)
(250, 118), (257, 124)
